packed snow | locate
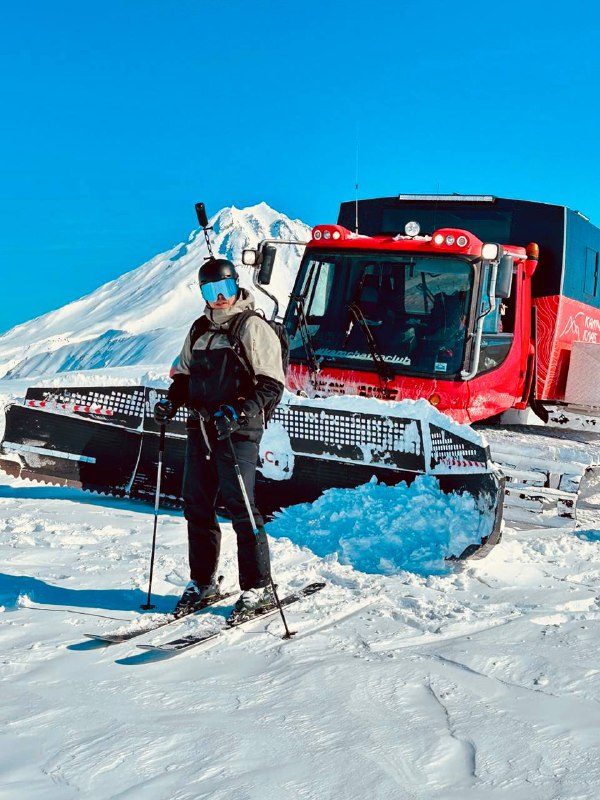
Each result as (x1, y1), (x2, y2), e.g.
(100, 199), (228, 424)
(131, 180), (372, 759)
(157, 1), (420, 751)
(267, 475), (485, 575)
(1, 378), (600, 799)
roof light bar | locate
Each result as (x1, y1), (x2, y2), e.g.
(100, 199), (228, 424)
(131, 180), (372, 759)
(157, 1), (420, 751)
(432, 230), (471, 249)
(398, 194), (496, 202)
(311, 224), (350, 242)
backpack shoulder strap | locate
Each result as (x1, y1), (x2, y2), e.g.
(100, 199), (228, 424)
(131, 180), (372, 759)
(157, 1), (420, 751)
(227, 309), (260, 375)
(227, 308), (261, 341)
(189, 315), (211, 348)
(189, 309), (266, 375)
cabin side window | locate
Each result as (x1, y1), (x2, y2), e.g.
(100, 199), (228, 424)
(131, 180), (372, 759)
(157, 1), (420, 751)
(476, 265), (515, 374)
(584, 248), (599, 297)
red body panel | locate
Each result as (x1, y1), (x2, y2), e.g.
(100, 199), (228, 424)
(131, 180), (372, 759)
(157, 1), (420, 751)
(534, 295), (600, 400)
(287, 334), (529, 424)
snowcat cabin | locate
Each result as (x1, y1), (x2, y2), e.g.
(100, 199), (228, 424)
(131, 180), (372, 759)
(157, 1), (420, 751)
(284, 196), (600, 423)
(288, 246), (474, 376)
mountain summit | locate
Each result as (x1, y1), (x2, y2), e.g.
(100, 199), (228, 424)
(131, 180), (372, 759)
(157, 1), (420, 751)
(0, 204), (310, 380)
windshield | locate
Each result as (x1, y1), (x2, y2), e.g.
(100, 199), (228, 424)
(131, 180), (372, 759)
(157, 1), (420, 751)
(285, 250), (473, 377)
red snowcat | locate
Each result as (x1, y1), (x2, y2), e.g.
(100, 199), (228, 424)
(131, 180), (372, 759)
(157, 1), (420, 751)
(246, 194), (600, 527)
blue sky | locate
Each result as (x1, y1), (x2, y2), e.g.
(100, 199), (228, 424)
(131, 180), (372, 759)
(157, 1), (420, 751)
(1, 0), (599, 332)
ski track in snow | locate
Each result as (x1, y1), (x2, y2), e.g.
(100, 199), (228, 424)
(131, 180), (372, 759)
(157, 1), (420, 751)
(1, 453), (600, 800)
(1, 372), (600, 799)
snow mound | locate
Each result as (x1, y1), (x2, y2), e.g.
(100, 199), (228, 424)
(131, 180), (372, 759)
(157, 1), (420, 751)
(266, 474), (483, 576)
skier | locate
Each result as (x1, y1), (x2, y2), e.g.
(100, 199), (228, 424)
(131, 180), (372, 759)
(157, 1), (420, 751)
(153, 257), (285, 618)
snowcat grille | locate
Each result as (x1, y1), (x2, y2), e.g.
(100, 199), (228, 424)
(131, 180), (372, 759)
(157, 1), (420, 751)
(25, 387), (147, 427)
(428, 424), (490, 471)
(271, 405), (425, 472)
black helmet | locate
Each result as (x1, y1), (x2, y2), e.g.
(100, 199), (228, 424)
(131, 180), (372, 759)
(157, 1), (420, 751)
(198, 258), (238, 286)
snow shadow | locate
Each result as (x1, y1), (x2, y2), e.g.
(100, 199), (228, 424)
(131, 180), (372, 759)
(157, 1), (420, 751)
(0, 484), (183, 517)
(0, 573), (174, 613)
(576, 530), (600, 542)
(115, 651), (176, 666)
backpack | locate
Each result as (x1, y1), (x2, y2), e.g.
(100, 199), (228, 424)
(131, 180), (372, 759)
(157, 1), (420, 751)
(188, 308), (289, 422)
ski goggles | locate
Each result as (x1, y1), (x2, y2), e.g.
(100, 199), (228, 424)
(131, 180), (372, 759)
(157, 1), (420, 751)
(200, 277), (238, 303)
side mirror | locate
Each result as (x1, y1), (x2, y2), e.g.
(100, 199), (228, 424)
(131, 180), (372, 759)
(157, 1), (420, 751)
(257, 245), (277, 285)
(495, 254), (514, 299)
(195, 202), (209, 229)
(242, 249), (260, 266)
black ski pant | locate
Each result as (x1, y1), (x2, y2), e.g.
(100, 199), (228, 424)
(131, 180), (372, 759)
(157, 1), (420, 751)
(182, 426), (271, 591)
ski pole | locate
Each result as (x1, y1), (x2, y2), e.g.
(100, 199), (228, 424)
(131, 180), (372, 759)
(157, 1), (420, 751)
(141, 423), (166, 610)
(223, 433), (295, 639)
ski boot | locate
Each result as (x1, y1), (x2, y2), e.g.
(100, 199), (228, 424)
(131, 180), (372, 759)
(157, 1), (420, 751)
(227, 586), (275, 624)
(174, 580), (219, 618)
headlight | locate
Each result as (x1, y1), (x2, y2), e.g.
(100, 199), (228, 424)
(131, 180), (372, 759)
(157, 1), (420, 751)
(482, 243), (501, 260)
(242, 249), (259, 266)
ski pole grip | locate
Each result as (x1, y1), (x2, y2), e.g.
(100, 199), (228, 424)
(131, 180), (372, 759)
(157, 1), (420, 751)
(159, 423), (166, 452)
(218, 404), (238, 421)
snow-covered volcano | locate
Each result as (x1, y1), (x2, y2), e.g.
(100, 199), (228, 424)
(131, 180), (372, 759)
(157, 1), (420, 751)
(0, 204), (311, 381)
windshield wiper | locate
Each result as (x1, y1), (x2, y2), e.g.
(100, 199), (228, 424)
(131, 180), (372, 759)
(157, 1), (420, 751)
(346, 302), (393, 384)
(291, 294), (321, 376)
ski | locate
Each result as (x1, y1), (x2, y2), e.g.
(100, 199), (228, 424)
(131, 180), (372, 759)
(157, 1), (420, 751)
(84, 590), (237, 644)
(137, 581), (326, 654)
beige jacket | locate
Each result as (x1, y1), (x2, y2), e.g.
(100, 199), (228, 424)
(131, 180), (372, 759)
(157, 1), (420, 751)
(173, 290), (285, 385)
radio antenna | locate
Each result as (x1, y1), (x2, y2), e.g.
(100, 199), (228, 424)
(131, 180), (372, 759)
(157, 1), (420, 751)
(355, 125), (360, 234)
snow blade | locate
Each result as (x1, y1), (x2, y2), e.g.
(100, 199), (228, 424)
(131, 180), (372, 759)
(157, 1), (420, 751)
(0, 386), (187, 503)
(0, 401), (140, 495)
(258, 397), (504, 560)
(1, 386), (504, 560)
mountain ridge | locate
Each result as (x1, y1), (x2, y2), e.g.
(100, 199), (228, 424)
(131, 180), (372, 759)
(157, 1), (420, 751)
(0, 204), (310, 380)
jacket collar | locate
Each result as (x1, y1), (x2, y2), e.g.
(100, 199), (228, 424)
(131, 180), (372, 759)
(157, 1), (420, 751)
(204, 288), (255, 327)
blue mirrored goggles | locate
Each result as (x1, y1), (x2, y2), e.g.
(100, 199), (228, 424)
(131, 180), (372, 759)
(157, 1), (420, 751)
(200, 277), (238, 303)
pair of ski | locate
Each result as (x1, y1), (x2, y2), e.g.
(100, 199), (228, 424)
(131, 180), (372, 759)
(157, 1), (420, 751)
(85, 582), (325, 654)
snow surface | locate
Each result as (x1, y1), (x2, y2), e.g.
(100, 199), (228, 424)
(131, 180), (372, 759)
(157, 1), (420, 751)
(1, 205), (600, 798)
(2, 380), (600, 799)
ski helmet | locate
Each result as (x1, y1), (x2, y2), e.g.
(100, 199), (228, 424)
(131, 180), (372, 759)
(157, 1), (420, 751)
(198, 258), (238, 286)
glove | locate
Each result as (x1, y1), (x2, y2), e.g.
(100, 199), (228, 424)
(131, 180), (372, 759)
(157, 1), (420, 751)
(153, 398), (176, 424)
(239, 398), (261, 420)
(253, 376), (284, 416)
(167, 373), (189, 409)
(213, 405), (240, 440)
